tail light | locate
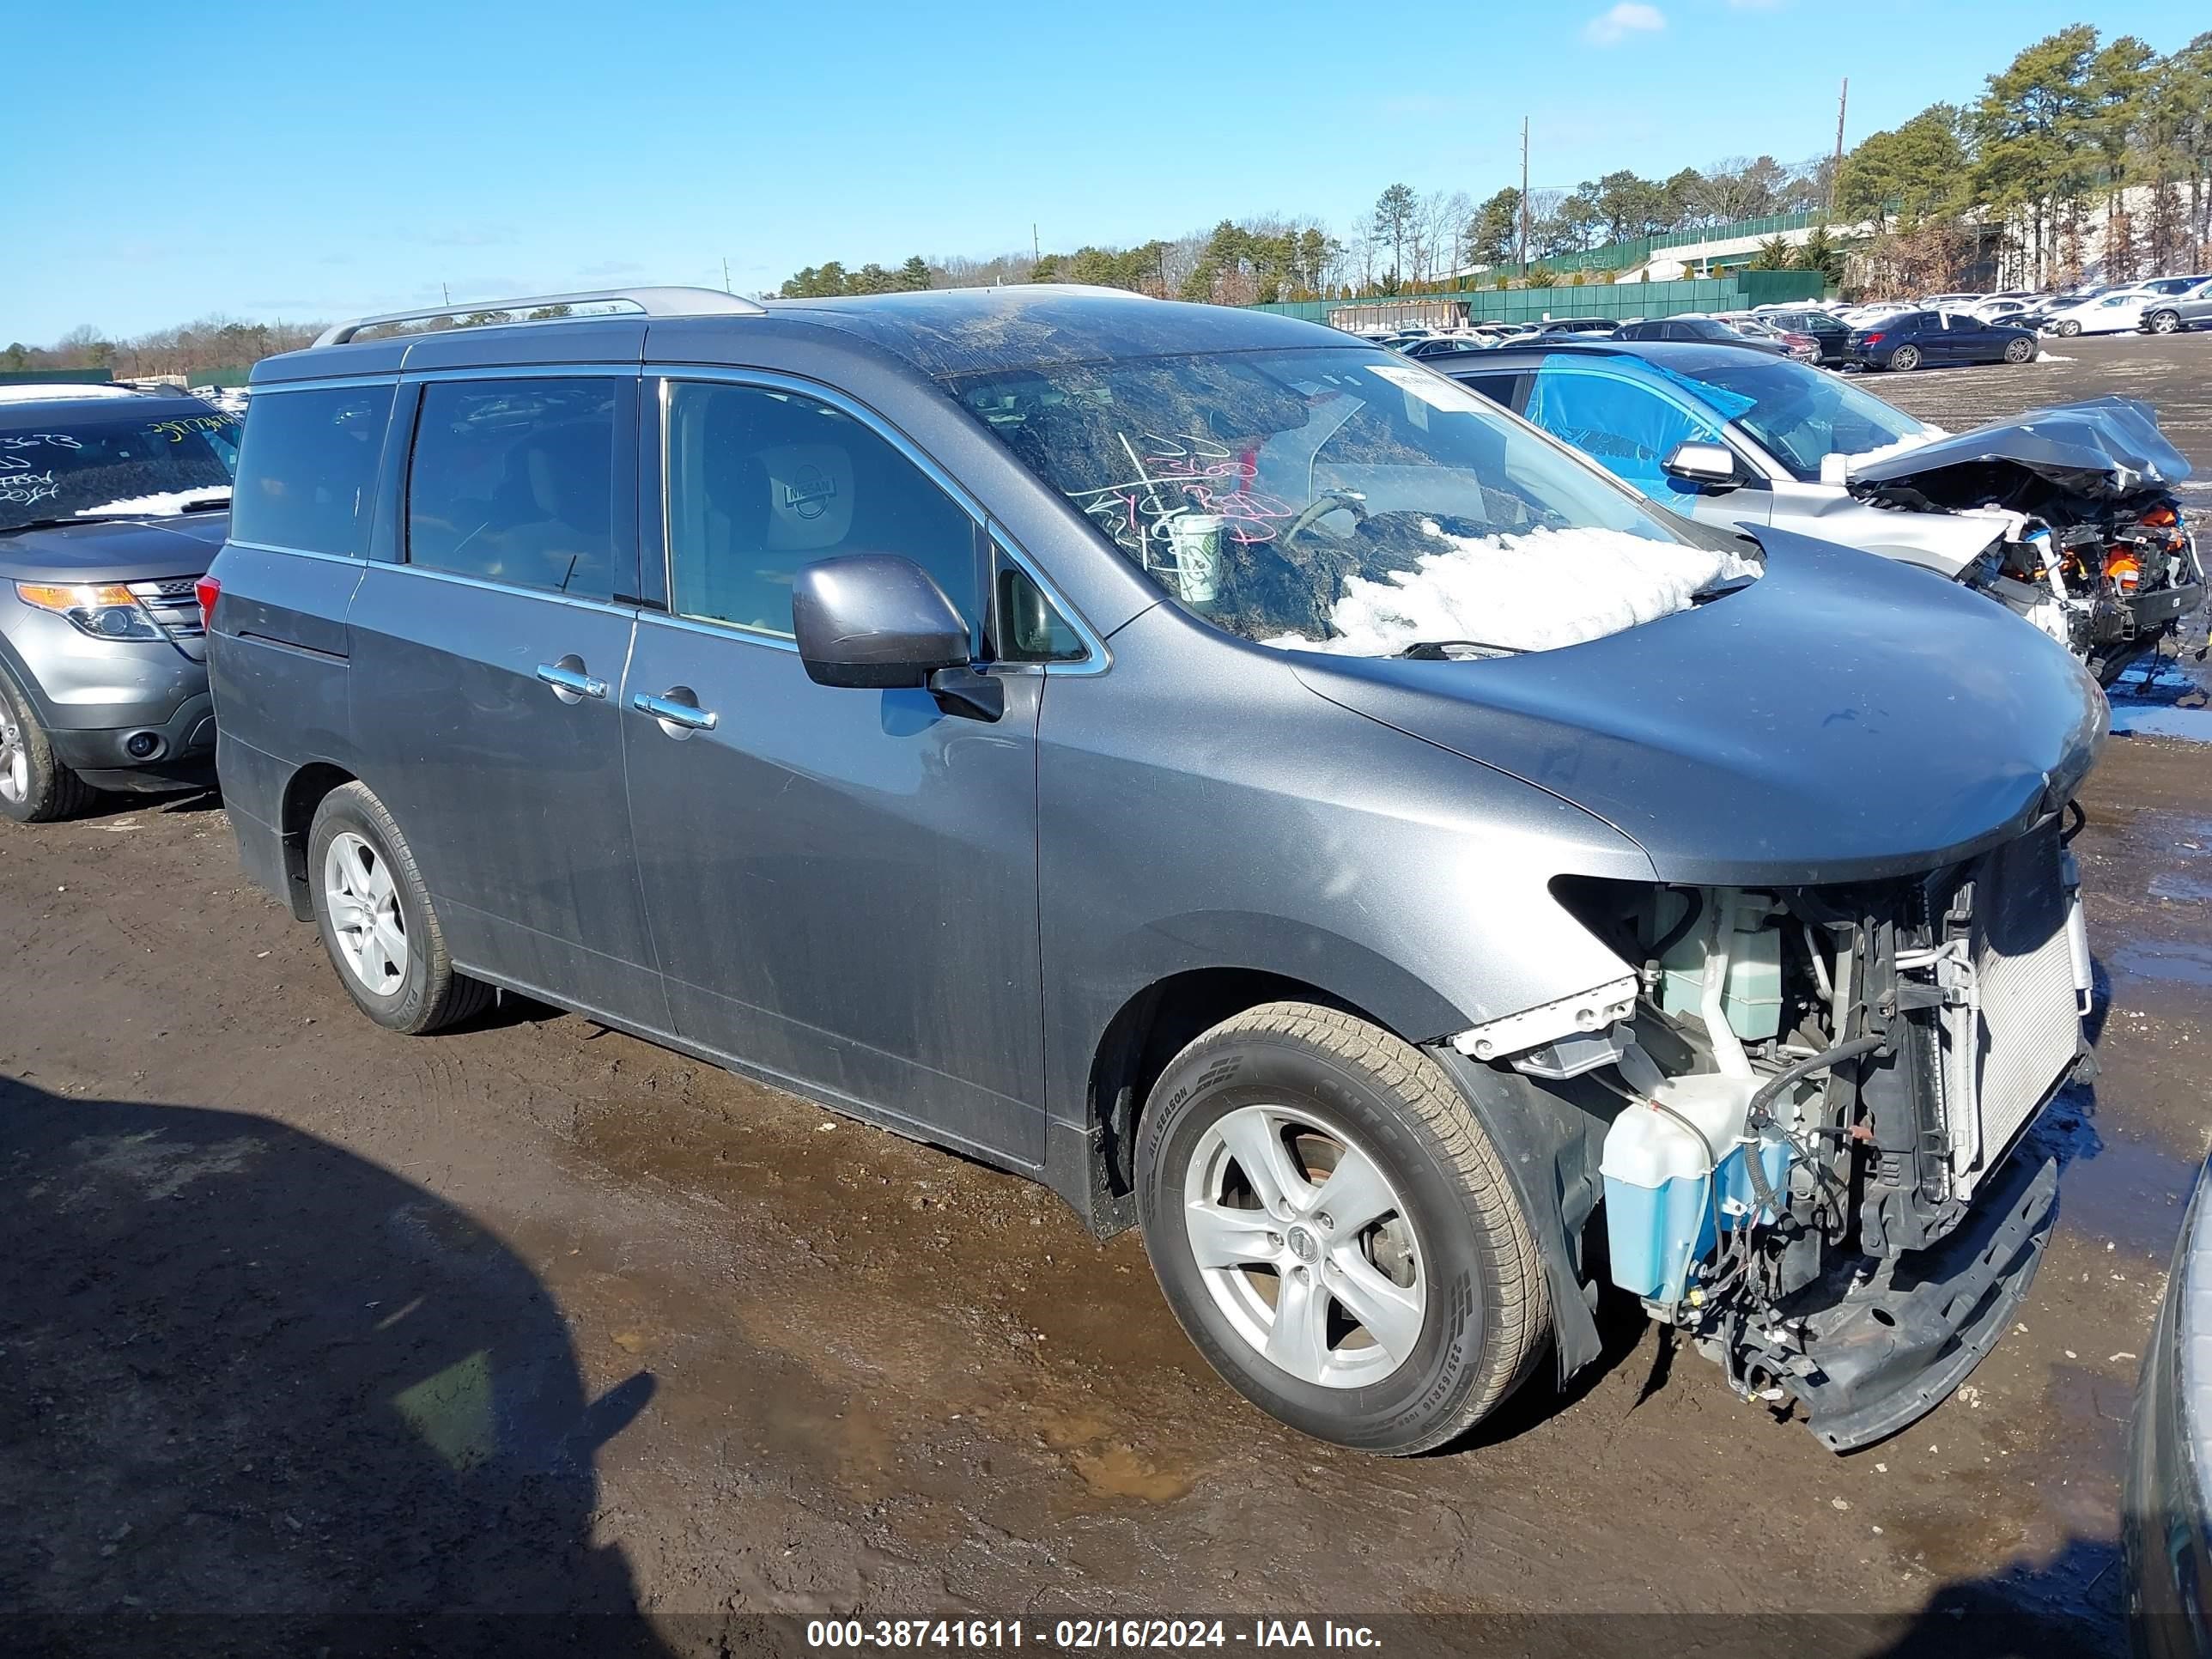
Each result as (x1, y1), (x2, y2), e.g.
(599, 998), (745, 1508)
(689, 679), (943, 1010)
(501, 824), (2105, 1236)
(2106, 553), (2142, 594)
(1862, 332), (1886, 347)
(194, 574), (222, 631)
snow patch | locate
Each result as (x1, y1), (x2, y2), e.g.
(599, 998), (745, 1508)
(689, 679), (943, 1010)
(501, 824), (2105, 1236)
(73, 486), (231, 520)
(1820, 425), (1954, 484)
(1261, 524), (1759, 657)
(0, 383), (138, 404)
(2036, 352), (2075, 362)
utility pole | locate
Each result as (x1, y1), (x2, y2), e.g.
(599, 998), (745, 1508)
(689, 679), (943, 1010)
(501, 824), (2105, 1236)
(1826, 77), (1848, 222)
(1519, 116), (1530, 283)
(722, 257), (732, 295)
(1032, 222), (1041, 266)
(441, 283), (449, 305)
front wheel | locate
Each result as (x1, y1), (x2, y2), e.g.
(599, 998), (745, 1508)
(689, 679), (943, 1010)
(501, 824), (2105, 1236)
(1135, 1002), (1550, 1455)
(1888, 344), (1922, 371)
(307, 781), (493, 1034)
(0, 665), (98, 824)
(2148, 309), (2181, 335)
(2055, 319), (2082, 337)
(2002, 337), (2035, 363)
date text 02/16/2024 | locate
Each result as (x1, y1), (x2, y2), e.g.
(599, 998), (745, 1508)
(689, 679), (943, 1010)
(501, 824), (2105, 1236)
(804, 1621), (1382, 1650)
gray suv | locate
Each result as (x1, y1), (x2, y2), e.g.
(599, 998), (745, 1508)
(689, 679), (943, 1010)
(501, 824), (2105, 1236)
(0, 387), (236, 820)
(207, 287), (2104, 1455)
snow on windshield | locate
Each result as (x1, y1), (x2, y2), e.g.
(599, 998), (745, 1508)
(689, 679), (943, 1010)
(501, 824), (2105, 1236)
(1261, 521), (1759, 656)
(1827, 423), (1954, 481)
(73, 484), (232, 519)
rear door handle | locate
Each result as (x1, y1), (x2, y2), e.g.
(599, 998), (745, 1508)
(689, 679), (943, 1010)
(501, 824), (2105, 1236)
(631, 690), (719, 732)
(536, 662), (607, 701)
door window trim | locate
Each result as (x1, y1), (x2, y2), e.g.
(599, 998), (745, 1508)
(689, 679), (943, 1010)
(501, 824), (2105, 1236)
(646, 367), (1110, 676)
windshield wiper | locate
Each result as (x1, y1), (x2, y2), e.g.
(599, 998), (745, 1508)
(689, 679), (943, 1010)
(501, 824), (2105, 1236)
(1393, 638), (1521, 659)
(2, 516), (86, 534)
(1692, 572), (1759, 602)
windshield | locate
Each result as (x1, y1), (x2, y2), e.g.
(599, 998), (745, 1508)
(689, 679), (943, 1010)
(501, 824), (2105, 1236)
(1661, 355), (1927, 481)
(0, 406), (239, 532)
(943, 346), (1755, 655)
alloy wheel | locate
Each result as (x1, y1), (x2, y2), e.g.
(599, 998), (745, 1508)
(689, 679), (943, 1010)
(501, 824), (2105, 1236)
(324, 830), (409, 995)
(2004, 337), (2033, 362)
(2151, 312), (2179, 334)
(1891, 345), (1920, 371)
(0, 702), (26, 805)
(1182, 1104), (1425, 1389)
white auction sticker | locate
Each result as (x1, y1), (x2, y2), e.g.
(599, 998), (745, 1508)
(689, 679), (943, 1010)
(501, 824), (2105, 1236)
(1364, 362), (1492, 414)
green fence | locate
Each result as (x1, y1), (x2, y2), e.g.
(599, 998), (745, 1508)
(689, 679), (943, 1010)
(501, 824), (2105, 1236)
(1542, 210), (1828, 274)
(1248, 270), (1825, 328)
(0, 368), (115, 385)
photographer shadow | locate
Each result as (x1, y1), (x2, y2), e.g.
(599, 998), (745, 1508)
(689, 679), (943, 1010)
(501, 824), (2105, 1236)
(0, 1076), (667, 1656)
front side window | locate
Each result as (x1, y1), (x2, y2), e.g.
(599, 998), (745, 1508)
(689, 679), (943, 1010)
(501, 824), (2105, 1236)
(406, 379), (621, 600)
(1655, 354), (1926, 481)
(1522, 368), (1725, 501)
(3, 404), (242, 533)
(664, 381), (981, 641)
(944, 346), (1752, 656)
(230, 386), (392, 556)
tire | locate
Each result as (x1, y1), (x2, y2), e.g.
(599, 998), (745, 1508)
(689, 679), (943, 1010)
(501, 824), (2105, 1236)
(1888, 344), (1921, 372)
(0, 664), (99, 824)
(1135, 1001), (1550, 1455)
(2056, 319), (2082, 337)
(2148, 310), (2180, 335)
(306, 781), (493, 1035)
(2003, 337), (2035, 363)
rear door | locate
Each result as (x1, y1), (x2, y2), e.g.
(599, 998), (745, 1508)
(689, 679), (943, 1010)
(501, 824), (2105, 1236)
(345, 370), (665, 1025)
(619, 371), (1064, 1165)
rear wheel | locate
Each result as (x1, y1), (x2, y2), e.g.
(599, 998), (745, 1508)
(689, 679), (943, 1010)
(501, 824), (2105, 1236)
(2148, 309), (2181, 335)
(2002, 337), (2035, 363)
(1135, 1001), (1550, 1455)
(0, 665), (98, 824)
(1888, 344), (1922, 372)
(307, 781), (493, 1035)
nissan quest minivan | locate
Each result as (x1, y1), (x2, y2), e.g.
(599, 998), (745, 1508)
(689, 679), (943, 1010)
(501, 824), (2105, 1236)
(205, 286), (2106, 1455)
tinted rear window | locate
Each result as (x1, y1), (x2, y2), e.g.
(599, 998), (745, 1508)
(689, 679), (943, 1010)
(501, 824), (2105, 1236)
(231, 386), (395, 556)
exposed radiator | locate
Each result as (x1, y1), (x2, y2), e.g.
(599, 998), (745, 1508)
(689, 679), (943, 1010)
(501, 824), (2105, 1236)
(1932, 823), (2081, 1198)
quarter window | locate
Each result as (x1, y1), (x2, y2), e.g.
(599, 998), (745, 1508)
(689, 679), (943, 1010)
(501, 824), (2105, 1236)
(663, 381), (981, 641)
(230, 385), (394, 557)
(405, 379), (623, 601)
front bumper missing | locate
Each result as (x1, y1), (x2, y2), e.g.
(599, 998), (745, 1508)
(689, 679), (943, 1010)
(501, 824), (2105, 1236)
(1779, 1146), (2060, 1452)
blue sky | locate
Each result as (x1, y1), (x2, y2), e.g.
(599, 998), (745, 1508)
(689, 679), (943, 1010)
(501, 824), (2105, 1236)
(10, 0), (2207, 343)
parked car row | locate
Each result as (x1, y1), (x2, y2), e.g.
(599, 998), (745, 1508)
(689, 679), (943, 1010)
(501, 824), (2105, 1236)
(0, 286), (2194, 1476)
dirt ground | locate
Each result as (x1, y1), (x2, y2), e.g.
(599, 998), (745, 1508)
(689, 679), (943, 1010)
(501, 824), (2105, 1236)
(3, 334), (2209, 1659)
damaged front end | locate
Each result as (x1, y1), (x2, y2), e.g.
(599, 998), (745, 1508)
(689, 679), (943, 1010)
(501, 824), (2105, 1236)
(1844, 397), (2206, 684)
(1455, 817), (2094, 1451)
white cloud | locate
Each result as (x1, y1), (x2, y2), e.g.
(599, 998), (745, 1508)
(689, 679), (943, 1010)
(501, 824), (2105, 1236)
(1583, 2), (1664, 45)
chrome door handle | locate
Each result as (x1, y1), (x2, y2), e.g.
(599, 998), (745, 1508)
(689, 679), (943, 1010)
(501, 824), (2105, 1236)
(536, 663), (607, 700)
(631, 691), (719, 732)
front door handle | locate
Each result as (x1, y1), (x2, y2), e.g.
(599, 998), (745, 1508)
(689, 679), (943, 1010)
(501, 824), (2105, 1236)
(536, 661), (608, 702)
(631, 690), (720, 733)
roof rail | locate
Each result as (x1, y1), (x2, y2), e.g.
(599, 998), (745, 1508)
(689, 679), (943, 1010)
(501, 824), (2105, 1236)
(313, 286), (767, 349)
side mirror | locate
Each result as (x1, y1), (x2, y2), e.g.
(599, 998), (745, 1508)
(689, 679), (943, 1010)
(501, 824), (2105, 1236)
(1662, 441), (1742, 492)
(791, 554), (1002, 720)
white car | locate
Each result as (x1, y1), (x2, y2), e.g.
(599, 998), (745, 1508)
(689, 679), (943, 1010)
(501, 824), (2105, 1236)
(1838, 301), (1913, 327)
(2043, 290), (2154, 336)
(1969, 297), (2037, 324)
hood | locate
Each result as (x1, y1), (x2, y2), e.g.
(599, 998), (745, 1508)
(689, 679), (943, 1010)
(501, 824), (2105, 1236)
(0, 511), (228, 583)
(1290, 526), (2105, 886)
(1846, 396), (2189, 507)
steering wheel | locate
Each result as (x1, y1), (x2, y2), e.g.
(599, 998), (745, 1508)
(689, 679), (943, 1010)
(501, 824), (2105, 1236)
(1283, 489), (1369, 548)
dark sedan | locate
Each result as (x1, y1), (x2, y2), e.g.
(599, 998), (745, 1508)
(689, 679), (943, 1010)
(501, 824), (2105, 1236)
(1753, 307), (1852, 365)
(1612, 315), (1788, 356)
(1847, 308), (2039, 370)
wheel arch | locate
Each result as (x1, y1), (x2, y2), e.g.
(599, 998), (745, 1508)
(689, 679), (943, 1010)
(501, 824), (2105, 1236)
(276, 760), (361, 920)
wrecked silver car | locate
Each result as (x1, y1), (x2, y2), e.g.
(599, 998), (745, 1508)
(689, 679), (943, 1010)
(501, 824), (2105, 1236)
(213, 288), (2103, 1456)
(1447, 343), (2204, 684)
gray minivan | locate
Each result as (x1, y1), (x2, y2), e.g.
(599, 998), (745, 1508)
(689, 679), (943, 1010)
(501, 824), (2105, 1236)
(206, 286), (2104, 1455)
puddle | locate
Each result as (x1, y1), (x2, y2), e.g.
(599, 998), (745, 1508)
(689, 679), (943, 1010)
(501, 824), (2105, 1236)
(1069, 1443), (1194, 1504)
(2111, 706), (2212, 743)
(2150, 870), (2212, 902)
(2109, 939), (2212, 988)
(2056, 1134), (2197, 1258)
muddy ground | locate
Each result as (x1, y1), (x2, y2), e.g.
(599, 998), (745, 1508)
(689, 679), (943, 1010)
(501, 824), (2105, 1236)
(3, 333), (2209, 1659)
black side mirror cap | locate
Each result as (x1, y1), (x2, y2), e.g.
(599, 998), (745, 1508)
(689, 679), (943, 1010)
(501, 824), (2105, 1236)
(792, 554), (971, 690)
